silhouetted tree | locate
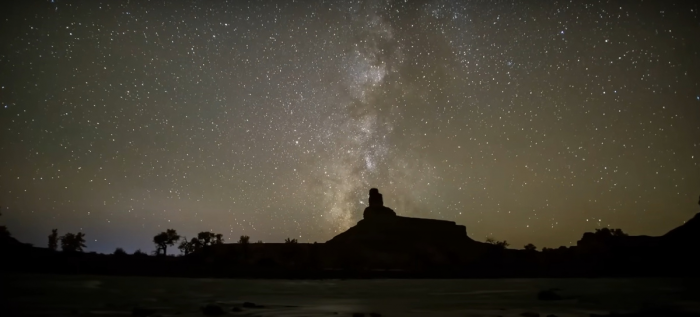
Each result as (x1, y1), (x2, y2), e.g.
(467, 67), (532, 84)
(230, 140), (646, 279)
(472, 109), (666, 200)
(594, 228), (628, 237)
(48, 229), (59, 250)
(113, 247), (127, 256)
(524, 243), (537, 251)
(177, 237), (190, 255)
(133, 249), (147, 256)
(75, 232), (86, 251)
(60, 232), (86, 252)
(153, 229), (180, 256)
(189, 237), (203, 251)
(495, 240), (509, 249)
(612, 228), (627, 237)
(486, 237), (510, 249)
(256, 240), (263, 244)
(595, 228), (610, 236)
(238, 235), (250, 244)
(197, 231), (215, 246)
(177, 236), (202, 255)
(485, 237), (508, 249)
(196, 231), (224, 246)
(284, 238), (298, 244)
(0, 207), (10, 239)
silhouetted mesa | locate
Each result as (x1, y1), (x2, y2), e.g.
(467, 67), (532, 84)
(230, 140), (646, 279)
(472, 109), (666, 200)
(329, 188), (472, 246)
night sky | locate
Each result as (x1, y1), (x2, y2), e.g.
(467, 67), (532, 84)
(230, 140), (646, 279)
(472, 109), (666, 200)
(1, 0), (699, 254)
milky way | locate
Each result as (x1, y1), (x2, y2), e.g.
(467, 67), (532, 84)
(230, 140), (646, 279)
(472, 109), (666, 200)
(1, 1), (699, 253)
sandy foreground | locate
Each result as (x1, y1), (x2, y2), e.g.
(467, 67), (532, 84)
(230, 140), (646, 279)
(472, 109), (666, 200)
(3, 274), (700, 317)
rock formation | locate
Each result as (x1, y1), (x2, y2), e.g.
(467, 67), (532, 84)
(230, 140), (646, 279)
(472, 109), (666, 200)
(663, 196), (700, 243)
(662, 212), (700, 246)
(323, 188), (481, 269)
(362, 188), (397, 219)
(328, 188), (473, 246)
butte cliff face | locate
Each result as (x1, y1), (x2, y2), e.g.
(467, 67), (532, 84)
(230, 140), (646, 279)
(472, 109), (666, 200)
(323, 188), (481, 269)
(327, 188), (474, 247)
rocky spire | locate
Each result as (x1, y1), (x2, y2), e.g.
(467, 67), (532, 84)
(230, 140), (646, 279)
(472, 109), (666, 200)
(368, 188), (383, 207)
(363, 188), (396, 219)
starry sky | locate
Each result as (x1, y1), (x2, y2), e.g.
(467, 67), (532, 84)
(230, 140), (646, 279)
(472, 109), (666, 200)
(1, 0), (699, 254)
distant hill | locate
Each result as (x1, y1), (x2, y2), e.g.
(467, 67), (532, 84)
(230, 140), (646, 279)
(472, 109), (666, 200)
(663, 212), (700, 245)
(0, 235), (34, 249)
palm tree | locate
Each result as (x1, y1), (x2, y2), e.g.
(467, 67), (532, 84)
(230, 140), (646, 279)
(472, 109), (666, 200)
(524, 243), (537, 251)
(238, 235), (250, 244)
(48, 229), (59, 250)
(153, 228), (180, 256)
(284, 238), (298, 244)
